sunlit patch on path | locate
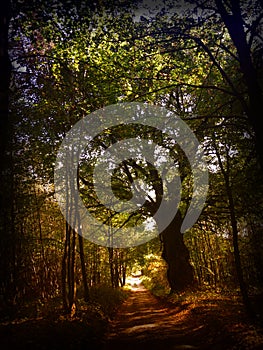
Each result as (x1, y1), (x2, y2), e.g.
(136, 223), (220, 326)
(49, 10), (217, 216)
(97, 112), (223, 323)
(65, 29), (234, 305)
(125, 275), (145, 291)
(102, 281), (263, 350)
(103, 283), (200, 349)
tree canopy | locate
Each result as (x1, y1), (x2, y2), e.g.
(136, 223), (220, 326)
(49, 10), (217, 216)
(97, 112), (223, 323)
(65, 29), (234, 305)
(0, 0), (263, 337)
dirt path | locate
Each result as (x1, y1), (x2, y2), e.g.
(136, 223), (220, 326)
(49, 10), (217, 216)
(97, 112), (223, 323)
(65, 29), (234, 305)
(1, 279), (262, 349)
(102, 280), (236, 350)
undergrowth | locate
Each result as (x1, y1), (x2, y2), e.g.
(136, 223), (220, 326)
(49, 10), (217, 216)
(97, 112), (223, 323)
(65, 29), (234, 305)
(0, 284), (130, 349)
(87, 284), (129, 319)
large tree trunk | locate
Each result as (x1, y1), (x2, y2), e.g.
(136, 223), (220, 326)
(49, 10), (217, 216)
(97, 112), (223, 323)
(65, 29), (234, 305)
(215, 0), (263, 170)
(158, 210), (195, 293)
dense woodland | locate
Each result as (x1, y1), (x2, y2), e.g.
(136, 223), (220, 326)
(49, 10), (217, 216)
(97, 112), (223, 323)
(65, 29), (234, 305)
(0, 0), (263, 348)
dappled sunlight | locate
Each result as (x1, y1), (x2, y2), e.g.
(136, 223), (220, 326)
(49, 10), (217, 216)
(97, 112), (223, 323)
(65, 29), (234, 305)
(103, 286), (263, 349)
(105, 285), (202, 348)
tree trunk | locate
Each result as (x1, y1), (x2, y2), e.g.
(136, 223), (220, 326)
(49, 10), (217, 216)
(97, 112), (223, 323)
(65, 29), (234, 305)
(61, 222), (77, 314)
(214, 138), (255, 318)
(62, 223), (70, 311)
(119, 252), (126, 287)
(108, 247), (115, 288)
(68, 226), (76, 314)
(227, 184), (255, 318)
(158, 210), (195, 293)
(215, 0), (263, 170)
(78, 234), (89, 301)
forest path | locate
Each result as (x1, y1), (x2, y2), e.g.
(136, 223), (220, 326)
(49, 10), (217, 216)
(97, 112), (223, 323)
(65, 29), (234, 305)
(102, 278), (230, 350)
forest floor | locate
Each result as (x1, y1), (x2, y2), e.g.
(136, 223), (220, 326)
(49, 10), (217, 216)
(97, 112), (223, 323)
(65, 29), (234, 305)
(1, 279), (263, 349)
(102, 278), (263, 350)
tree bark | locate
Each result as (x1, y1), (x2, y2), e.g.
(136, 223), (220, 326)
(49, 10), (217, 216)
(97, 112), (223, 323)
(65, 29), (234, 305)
(62, 223), (70, 311)
(215, 0), (263, 169)
(62, 222), (77, 314)
(214, 138), (255, 318)
(158, 210), (195, 293)
(227, 184), (254, 317)
(108, 247), (115, 288)
(78, 234), (89, 301)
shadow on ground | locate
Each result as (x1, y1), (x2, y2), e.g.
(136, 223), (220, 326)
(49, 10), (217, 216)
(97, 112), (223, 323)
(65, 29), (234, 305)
(1, 282), (263, 350)
(102, 283), (263, 350)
